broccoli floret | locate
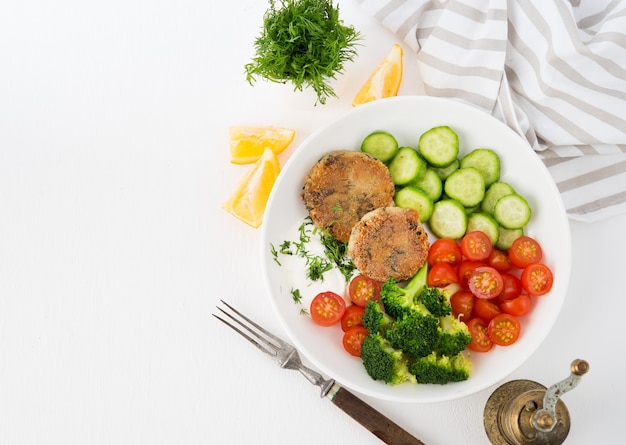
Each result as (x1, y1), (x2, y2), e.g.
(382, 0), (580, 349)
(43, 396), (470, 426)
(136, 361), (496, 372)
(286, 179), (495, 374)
(419, 287), (452, 317)
(360, 334), (417, 385)
(362, 300), (394, 335)
(419, 283), (461, 317)
(380, 264), (428, 319)
(436, 314), (472, 356)
(386, 310), (440, 359)
(409, 352), (473, 384)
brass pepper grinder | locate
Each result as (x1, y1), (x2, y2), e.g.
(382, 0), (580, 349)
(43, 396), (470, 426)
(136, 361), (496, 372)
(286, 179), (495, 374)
(483, 359), (590, 444)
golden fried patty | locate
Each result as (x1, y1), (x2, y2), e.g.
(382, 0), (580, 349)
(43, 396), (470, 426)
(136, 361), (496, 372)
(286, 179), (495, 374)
(302, 150), (395, 243)
(348, 207), (430, 282)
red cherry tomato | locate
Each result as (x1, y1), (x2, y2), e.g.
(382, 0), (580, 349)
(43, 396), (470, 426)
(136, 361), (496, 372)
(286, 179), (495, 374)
(461, 231), (493, 261)
(341, 304), (365, 332)
(487, 248), (513, 272)
(521, 263), (554, 296)
(467, 266), (504, 300)
(467, 318), (493, 352)
(509, 236), (543, 269)
(458, 260), (485, 289)
(450, 290), (475, 323)
(427, 262), (459, 287)
(488, 313), (521, 346)
(348, 274), (381, 307)
(473, 298), (501, 322)
(428, 238), (463, 267)
(500, 293), (533, 317)
(310, 291), (346, 327)
(342, 326), (369, 357)
(494, 272), (523, 303)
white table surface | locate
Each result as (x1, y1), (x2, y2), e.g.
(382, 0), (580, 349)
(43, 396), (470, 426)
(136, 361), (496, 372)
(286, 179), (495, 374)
(1, 1), (624, 444)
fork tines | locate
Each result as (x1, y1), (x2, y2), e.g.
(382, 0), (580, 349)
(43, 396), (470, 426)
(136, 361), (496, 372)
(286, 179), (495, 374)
(213, 300), (285, 358)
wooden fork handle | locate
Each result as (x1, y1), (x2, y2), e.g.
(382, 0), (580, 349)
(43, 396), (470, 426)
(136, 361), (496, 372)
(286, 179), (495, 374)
(327, 385), (426, 445)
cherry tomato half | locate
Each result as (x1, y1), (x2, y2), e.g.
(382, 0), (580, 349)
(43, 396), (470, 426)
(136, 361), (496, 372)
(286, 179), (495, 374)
(348, 274), (382, 307)
(468, 266), (504, 300)
(427, 262), (459, 287)
(509, 235), (543, 269)
(428, 238), (463, 267)
(450, 290), (474, 323)
(310, 291), (346, 327)
(488, 313), (521, 346)
(341, 304), (365, 332)
(473, 298), (501, 322)
(467, 318), (493, 352)
(342, 326), (369, 357)
(500, 293), (533, 317)
(461, 231), (493, 261)
(521, 263), (554, 296)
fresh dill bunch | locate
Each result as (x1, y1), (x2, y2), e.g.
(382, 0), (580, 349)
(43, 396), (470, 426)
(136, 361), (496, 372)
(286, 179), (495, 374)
(245, 0), (361, 105)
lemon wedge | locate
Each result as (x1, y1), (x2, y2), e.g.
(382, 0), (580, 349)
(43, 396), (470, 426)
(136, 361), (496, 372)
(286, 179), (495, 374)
(222, 148), (281, 228)
(352, 43), (404, 106)
(229, 125), (295, 165)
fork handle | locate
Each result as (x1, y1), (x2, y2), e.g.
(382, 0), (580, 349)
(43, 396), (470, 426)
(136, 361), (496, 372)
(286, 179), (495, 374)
(327, 385), (426, 445)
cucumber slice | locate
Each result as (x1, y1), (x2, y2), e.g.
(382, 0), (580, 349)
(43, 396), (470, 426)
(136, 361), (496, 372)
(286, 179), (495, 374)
(467, 212), (500, 246)
(432, 159), (459, 180)
(495, 226), (523, 250)
(394, 186), (434, 222)
(411, 168), (443, 202)
(460, 148), (501, 187)
(481, 181), (515, 214)
(493, 194), (531, 229)
(388, 146), (427, 185)
(443, 167), (485, 208)
(360, 131), (399, 163)
(428, 199), (468, 239)
(418, 126), (459, 167)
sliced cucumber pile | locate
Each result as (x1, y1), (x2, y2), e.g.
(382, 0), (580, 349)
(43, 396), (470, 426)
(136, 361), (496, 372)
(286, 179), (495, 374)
(359, 127), (532, 243)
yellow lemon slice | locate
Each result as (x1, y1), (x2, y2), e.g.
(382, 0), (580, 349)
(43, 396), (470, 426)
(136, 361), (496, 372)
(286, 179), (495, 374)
(222, 148), (281, 228)
(352, 43), (404, 107)
(229, 125), (295, 165)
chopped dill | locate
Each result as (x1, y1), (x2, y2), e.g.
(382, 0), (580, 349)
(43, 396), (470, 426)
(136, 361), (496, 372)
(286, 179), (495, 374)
(270, 243), (281, 266)
(271, 216), (356, 305)
(306, 255), (333, 281)
(290, 288), (303, 304)
(300, 308), (310, 316)
(244, 0), (361, 105)
(318, 229), (356, 281)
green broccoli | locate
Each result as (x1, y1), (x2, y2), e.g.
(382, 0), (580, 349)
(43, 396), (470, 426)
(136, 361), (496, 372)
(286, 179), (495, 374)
(360, 333), (417, 385)
(419, 283), (460, 317)
(436, 313), (472, 357)
(358, 264), (475, 386)
(409, 352), (473, 384)
(362, 300), (394, 335)
(386, 309), (440, 359)
(379, 264), (428, 319)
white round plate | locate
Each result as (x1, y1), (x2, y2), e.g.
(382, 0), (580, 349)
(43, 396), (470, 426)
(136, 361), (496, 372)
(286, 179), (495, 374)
(261, 96), (571, 403)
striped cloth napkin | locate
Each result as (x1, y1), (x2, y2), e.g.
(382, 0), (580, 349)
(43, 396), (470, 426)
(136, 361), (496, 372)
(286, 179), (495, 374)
(356, 0), (626, 222)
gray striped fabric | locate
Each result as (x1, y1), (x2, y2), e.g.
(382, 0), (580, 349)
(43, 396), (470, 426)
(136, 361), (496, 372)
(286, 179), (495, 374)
(356, 0), (626, 222)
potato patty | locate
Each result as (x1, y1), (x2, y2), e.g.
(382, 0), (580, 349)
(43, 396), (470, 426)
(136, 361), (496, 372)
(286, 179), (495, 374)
(302, 150), (395, 243)
(348, 207), (430, 282)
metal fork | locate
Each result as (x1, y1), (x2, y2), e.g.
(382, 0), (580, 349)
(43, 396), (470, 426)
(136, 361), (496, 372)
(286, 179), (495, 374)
(213, 300), (426, 445)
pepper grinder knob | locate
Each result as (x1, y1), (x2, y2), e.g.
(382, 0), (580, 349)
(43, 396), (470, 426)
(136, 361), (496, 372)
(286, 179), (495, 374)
(483, 359), (590, 445)
(532, 359), (589, 434)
